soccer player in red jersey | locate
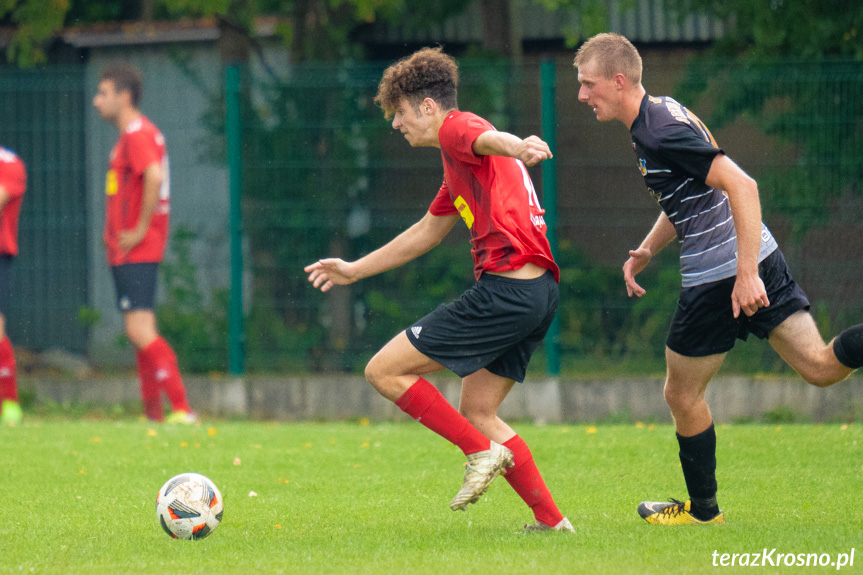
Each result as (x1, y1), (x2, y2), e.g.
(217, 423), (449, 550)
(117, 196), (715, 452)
(93, 62), (195, 424)
(306, 47), (572, 532)
(0, 146), (26, 425)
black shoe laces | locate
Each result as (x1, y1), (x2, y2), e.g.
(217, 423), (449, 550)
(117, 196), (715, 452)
(659, 499), (687, 517)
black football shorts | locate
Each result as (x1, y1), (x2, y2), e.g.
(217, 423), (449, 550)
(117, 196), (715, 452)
(110, 262), (159, 312)
(666, 248), (810, 357)
(406, 270), (558, 382)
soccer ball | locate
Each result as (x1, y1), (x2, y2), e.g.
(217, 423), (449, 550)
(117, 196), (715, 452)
(156, 473), (224, 539)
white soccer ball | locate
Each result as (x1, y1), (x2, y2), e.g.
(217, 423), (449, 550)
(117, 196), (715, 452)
(156, 473), (224, 540)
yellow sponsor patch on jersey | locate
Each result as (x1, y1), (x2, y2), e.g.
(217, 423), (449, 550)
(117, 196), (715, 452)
(454, 195), (474, 229)
(105, 169), (118, 196)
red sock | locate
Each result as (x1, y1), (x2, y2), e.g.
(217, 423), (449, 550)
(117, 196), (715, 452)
(395, 378), (490, 455)
(140, 337), (190, 412)
(503, 435), (564, 527)
(0, 336), (18, 402)
(135, 348), (163, 421)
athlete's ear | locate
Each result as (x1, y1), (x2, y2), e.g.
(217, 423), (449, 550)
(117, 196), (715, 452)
(613, 73), (627, 90)
(421, 97), (436, 115)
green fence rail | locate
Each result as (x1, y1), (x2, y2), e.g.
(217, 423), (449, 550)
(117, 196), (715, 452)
(2, 56), (862, 376)
(0, 67), (89, 354)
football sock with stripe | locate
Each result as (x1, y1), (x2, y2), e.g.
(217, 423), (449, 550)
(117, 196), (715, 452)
(502, 435), (564, 527)
(833, 324), (863, 369)
(0, 336), (17, 402)
(140, 337), (191, 413)
(677, 423), (720, 521)
(396, 378), (490, 455)
(136, 347), (164, 421)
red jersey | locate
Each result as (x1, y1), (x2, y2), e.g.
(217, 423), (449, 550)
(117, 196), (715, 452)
(104, 115), (170, 266)
(0, 148), (26, 257)
(430, 111), (559, 281)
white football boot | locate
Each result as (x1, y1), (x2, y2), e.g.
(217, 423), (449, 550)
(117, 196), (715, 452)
(450, 441), (514, 511)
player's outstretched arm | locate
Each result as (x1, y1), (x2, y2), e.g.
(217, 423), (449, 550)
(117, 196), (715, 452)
(472, 131), (552, 167)
(623, 213), (676, 297)
(305, 211), (459, 292)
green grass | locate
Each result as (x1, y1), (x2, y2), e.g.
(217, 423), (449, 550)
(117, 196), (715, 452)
(1, 420), (862, 574)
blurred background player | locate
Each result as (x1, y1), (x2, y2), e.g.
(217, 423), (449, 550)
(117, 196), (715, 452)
(92, 62), (196, 424)
(306, 47), (572, 533)
(0, 145), (25, 425)
(574, 33), (863, 525)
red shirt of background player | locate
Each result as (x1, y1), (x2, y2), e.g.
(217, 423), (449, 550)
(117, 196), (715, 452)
(0, 148), (26, 257)
(104, 115), (170, 266)
(429, 111), (559, 282)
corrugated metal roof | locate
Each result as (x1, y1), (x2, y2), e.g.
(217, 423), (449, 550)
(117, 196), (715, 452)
(62, 16), (282, 48)
(58, 0), (723, 50)
(366, 0), (724, 45)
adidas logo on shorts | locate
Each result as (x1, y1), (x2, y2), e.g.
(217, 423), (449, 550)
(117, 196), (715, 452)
(411, 326), (422, 339)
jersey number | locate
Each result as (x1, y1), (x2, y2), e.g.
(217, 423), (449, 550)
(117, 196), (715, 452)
(159, 155), (171, 201)
(517, 160), (542, 209)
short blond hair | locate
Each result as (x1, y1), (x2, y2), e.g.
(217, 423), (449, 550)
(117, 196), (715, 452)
(573, 33), (642, 86)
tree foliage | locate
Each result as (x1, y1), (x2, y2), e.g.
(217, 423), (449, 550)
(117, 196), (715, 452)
(666, 0), (863, 61)
(5, 0), (469, 65)
(666, 0), (863, 228)
(0, 0), (68, 66)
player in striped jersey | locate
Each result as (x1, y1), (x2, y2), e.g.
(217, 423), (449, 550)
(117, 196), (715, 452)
(574, 33), (863, 525)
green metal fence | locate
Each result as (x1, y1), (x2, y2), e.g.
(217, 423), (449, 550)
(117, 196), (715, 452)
(226, 56), (863, 375)
(231, 60), (549, 373)
(2, 55), (861, 375)
(0, 67), (89, 354)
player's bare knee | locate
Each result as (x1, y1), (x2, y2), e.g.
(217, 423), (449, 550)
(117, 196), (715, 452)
(364, 357), (385, 389)
(663, 385), (698, 413)
(125, 329), (152, 350)
(800, 368), (841, 388)
(458, 406), (488, 427)
(362, 357), (398, 400)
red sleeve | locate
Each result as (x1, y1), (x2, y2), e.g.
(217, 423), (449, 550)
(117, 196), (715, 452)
(428, 177), (457, 216)
(126, 130), (162, 176)
(0, 158), (26, 198)
(438, 112), (493, 166)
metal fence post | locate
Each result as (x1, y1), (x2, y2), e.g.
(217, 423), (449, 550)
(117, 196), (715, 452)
(225, 65), (245, 375)
(541, 58), (560, 376)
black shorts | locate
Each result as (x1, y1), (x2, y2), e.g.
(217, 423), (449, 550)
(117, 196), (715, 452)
(0, 255), (13, 316)
(406, 270), (558, 382)
(110, 262), (159, 312)
(667, 249), (810, 357)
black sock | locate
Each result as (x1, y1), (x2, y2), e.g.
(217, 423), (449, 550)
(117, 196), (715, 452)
(834, 324), (863, 369)
(677, 423), (720, 520)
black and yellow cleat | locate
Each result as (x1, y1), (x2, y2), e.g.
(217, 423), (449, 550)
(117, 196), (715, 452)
(637, 499), (725, 525)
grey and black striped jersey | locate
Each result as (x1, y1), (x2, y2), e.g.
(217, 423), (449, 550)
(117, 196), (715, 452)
(629, 94), (777, 287)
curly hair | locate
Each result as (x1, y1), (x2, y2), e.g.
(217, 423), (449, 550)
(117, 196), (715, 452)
(374, 47), (459, 119)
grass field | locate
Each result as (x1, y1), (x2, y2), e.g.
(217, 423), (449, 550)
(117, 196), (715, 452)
(1, 418), (861, 574)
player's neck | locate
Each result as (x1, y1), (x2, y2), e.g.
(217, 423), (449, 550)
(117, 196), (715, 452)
(429, 108), (455, 148)
(115, 108), (142, 133)
(621, 86), (646, 130)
